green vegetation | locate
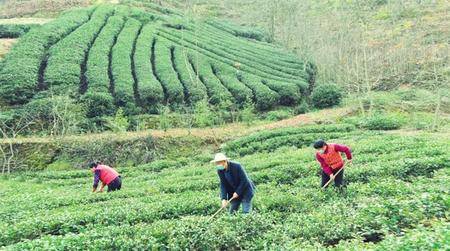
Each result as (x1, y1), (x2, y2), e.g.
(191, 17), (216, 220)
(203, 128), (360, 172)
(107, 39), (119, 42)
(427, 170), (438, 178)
(83, 15), (124, 118)
(0, 24), (39, 38)
(44, 6), (114, 96)
(0, 7), (94, 104)
(161, 0), (449, 92)
(0, 123), (448, 249)
(111, 17), (141, 114)
(0, 1), (448, 249)
(134, 24), (164, 112)
(311, 84), (343, 108)
(223, 124), (356, 156)
(153, 37), (185, 106)
(0, 4), (314, 133)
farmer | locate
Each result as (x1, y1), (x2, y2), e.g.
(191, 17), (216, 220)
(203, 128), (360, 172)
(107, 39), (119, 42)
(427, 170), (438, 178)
(313, 140), (352, 188)
(89, 161), (122, 193)
(212, 153), (256, 214)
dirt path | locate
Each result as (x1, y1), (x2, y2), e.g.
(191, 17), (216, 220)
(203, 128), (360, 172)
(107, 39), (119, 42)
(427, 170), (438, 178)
(2, 107), (352, 144)
(0, 38), (17, 58)
(0, 18), (53, 24)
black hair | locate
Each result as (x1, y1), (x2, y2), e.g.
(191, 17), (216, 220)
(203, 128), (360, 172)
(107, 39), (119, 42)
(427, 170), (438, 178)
(88, 162), (98, 168)
(313, 139), (327, 149)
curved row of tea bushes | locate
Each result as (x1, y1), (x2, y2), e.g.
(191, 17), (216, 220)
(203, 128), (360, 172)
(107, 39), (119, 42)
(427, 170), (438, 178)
(111, 18), (141, 114)
(0, 7), (94, 104)
(133, 24), (164, 112)
(83, 15), (125, 118)
(44, 6), (114, 95)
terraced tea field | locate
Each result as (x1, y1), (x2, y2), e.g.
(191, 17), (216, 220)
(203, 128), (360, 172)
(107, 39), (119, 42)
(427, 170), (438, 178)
(1, 124), (448, 250)
(0, 4), (314, 117)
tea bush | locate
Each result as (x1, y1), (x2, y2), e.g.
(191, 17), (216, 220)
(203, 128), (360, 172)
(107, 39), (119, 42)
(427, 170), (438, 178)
(0, 124), (448, 249)
(0, 4), (316, 130)
(311, 83), (343, 108)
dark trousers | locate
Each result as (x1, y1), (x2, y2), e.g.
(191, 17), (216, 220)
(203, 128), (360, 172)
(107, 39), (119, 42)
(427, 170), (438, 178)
(321, 169), (344, 188)
(108, 176), (122, 192)
(229, 197), (253, 214)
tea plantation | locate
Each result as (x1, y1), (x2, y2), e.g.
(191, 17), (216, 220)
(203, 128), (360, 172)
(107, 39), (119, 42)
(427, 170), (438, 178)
(0, 4), (314, 117)
(0, 124), (448, 250)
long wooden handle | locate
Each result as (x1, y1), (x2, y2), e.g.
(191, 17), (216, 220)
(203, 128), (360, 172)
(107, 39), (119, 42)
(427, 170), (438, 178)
(208, 198), (234, 221)
(322, 167), (344, 189)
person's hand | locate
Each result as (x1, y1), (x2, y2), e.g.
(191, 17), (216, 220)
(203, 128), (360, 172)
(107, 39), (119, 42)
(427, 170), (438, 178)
(329, 174), (335, 180)
(222, 199), (229, 208)
(232, 192), (239, 199)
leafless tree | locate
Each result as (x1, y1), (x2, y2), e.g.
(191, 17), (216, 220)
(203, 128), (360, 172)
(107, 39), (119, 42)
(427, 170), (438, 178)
(0, 111), (35, 174)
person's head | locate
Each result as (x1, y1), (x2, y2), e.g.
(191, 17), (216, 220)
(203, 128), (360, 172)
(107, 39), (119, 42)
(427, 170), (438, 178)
(313, 140), (327, 152)
(88, 161), (99, 172)
(211, 153), (229, 170)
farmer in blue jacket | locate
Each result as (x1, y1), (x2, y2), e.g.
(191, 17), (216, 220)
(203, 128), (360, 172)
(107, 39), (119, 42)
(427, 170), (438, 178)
(212, 153), (256, 214)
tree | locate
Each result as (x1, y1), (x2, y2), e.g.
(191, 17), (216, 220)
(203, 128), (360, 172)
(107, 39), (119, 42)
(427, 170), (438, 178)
(0, 110), (35, 174)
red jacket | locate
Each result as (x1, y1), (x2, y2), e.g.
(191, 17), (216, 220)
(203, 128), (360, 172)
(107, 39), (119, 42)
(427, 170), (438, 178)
(316, 144), (352, 175)
(94, 165), (119, 186)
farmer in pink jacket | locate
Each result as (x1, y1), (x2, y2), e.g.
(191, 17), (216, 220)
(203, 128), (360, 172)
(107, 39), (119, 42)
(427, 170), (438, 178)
(313, 140), (352, 188)
(89, 162), (122, 192)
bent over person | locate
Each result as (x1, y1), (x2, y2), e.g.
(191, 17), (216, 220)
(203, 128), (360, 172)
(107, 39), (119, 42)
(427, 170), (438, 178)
(89, 162), (122, 192)
(313, 140), (352, 188)
(212, 153), (256, 214)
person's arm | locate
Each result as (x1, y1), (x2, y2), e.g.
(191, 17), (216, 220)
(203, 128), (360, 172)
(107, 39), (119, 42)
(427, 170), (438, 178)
(98, 182), (106, 192)
(235, 164), (250, 197)
(335, 144), (352, 160)
(92, 169), (100, 192)
(316, 152), (333, 176)
(218, 171), (229, 208)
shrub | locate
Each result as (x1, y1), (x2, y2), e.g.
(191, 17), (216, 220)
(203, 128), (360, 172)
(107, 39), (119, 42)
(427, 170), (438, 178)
(311, 84), (343, 108)
(171, 46), (207, 105)
(157, 27), (305, 87)
(19, 95), (86, 136)
(46, 161), (73, 171)
(45, 6), (115, 96)
(238, 73), (280, 110)
(193, 100), (214, 127)
(86, 15), (124, 94)
(264, 109), (293, 121)
(211, 63), (253, 106)
(294, 100), (310, 114)
(105, 108), (130, 132)
(0, 7), (93, 104)
(158, 106), (172, 131)
(0, 24), (39, 38)
(261, 80), (301, 105)
(134, 24), (164, 112)
(223, 123), (356, 156)
(239, 99), (257, 125)
(360, 113), (405, 130)
(111, 18), (141, 114)
(187, 51), (234, 105)
(81, 92), (115, 118)
(153, 37), (185, 105)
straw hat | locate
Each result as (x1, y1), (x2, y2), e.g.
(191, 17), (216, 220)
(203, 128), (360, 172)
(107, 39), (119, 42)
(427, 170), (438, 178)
(210, 153), (229, 163)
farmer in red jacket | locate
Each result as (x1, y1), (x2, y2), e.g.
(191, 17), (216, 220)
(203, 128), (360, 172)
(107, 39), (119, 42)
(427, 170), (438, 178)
(313, 140), (352, 188)
(89, 162), (122, 192)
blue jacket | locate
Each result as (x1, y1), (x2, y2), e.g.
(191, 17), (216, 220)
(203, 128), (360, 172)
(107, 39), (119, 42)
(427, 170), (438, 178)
(217, 161), (255, 200)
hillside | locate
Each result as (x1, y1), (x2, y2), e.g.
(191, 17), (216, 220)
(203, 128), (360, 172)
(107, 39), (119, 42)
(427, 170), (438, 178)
(0, 122), (449, 249)
(0, 4), (314, 119)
